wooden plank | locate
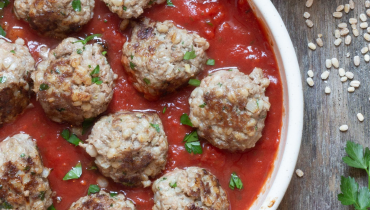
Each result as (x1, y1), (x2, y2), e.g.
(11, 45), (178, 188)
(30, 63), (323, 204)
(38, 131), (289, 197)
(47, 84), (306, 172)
(270, 0), (370, 209)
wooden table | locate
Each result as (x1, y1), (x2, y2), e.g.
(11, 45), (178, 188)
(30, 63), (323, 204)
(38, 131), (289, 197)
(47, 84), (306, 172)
(271, 0), (370, 209)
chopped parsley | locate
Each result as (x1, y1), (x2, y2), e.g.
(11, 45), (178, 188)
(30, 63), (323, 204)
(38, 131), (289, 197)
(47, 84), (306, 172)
(90, 65), (102, 84)
(162, 106), (167, 114)
(188, 79), (201, 87)
(123, 6), (127, 11)
(20, 153), (25, 158)
(39, 83), (49, 91)
(183, 131), (202, 154)
(61, 129), (83, 146)
(180, 113), (192, 126)
(47, 204), (56, 210)
(39, 191), (46, 201)
(110, 192), (118, 197)
(10, 50), (15, 54)
(74, 34), (102, 45)
(167, 0), (174, 7)
(129, 62), (136, 69)
(183, 47), (196, 60)
(150, 123), (160, 132)
(0, 201), (12, 209)
(92, 77), (103, 85)
(82, 118), (95, 134)
(63, 162), (82, 180)
(169, 182), (177, 188)
(0, 76), (6, 83)
(206, 59), (215, 65)
(0, 25), (5, 37)
(217, 83), (222, 87)
(90, 65), (100, 75)
(0, 0), (10, 10)
(199, 103), (206, 108)
(143, 78), (150, 85)
(76, 49), (83, 54)
(102, 51), (107, 55)
(206, 21), (214, 26)
(72, 0), (81, 12)
(88, 184), (100, 195)
(229, 173), (243, 190)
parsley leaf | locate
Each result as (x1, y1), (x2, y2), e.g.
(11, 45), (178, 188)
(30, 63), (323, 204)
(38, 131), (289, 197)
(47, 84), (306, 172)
(74, 34), (102, 45)
(188, 79), (201, 87)
(130, 62), (136, 69)
(82, 118), (95, 134)
(47, 204), (56, 210)
(184, 47), (196, 60)
(162, 106), (167, 114)
(206, 59), (215, 65)
(76, 49), (83, 54)
(63, 162), (82, 180)
(229, 173), (243, 190)
(183, 131), (202, 154)
(72, 0), (81, 12)
(143, 78), (150, 85)
(0, 25), (6, 37)
(150, 123), (160, 132)
(61, 129), (70, 140)
(199, 103), (206, 108)
(88, 184), (100, 195)
(169, 182), (177, 188)
(0, 0), (10, 9)
(10, 50), (15, 54)
(90, 65), (100, 76)
(60, 129), (82, 146)
(167, 0), (174, 7)
(123, 6), (127, 11)
(0, 201), (12, 209)
(0, 76), (6, 83)
(39, 83), (49, 90)
(110, 192), (118, 197)
(180, 113), (192, 126)
(343, 141), (370, 170)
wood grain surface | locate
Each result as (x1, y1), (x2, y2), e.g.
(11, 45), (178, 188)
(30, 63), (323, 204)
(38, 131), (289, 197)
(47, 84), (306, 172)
(270, 0), (370, 209)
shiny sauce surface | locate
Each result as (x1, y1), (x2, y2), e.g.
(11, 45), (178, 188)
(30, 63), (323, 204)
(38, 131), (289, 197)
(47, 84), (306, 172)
(0, 0), (283, 209)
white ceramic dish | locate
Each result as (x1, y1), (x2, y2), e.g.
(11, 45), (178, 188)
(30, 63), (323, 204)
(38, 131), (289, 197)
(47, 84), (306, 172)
(246, 0), (304, 209)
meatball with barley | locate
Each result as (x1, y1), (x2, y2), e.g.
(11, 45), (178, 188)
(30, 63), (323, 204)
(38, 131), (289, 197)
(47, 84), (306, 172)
(14, 0), (94, 38)
(103, 0), (165, 19)
(80, 111), (168, 187)
(0, 38), (35, 125)
(189, 68), (271, 151)
(152, 167), (230, 210)
(69, 191), (136, 210)
(122, 18), (209, 100)
(32, 37), (116, 125)
(0, 134), (53, 209)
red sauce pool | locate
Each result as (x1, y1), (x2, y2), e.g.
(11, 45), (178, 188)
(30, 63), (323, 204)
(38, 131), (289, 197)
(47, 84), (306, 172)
(0, 0), (283, 209)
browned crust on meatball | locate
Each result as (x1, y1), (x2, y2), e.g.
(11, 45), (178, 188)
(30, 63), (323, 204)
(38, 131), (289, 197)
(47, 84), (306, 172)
(0, 82), (30, 124)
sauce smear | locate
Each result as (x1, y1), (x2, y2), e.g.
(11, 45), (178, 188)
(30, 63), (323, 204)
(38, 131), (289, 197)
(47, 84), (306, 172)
(0, 0), (283, 209)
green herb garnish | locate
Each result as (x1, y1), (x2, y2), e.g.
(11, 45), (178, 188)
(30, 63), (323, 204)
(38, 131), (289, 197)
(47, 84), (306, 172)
(162, 106), (167, 114)
(188, 79), (201, 86)
(110, 192), (118, 197)
(61, 129), (82, 146)
(102, 51), (107, 55)
(199, 103), (206, 108)
(74, 34), (102, 45)
(130, 62), (136, 69)
(143, 78), (150, 85)
(0, 76), (6, 83)
(206, 59), (215, 65)
(229, 173), (243, 190)
(90, 65), (100, 75)
(39, 83), (49, 91)
(169, 182), (177, 188)
(0, 25), (6, 37)
(180, 113), (192, 126)
(77, 49), (83, 54)
(183, 131), (202, 154)
(88, 184), (100, 195)
(72, 0), (81, 12)
(123, 6), (127, 11)
(184, 47), (196, 60)
(150, 123), (160, 132)
(10, 50), (15, 54)
(63, 162), (82, 180)
(167, 0), (174, 7)
(47, 204), (56, 210)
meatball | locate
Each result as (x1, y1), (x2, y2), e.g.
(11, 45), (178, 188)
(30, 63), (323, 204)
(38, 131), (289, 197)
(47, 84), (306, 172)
(103, 0), (165, 19)
(32, 37), (116, 125)
(0, 134), (53, 209)
(152, 167), (229, 210)
(189, 68), (271, 151)
(122, 18), (210, 100)
(14, 0), (94, 38)
(69, 191), (136, 210)
(81, 111), (168, 187)
(0, 38), (35, 124)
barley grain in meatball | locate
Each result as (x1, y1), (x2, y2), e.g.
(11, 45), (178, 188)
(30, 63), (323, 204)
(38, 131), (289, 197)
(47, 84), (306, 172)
(122, 18), (209, 100)
(14, 0), (95, 38)
(0, 38), (35, 124)
(103, 0), (165, 19)
(189, 68), (271, 151)
(81, 111), (168, 187)
(0, 134), (53, 209)
(32, 37), (116, 125)
(152, 167), (229, 210)
(69, 191), (136, 210)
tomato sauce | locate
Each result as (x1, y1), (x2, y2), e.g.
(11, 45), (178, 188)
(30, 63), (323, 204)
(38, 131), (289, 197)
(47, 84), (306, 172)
(0, 0), (283, 209)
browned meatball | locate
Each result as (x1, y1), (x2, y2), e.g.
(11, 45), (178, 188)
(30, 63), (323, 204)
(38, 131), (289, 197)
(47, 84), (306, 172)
(0, 38), (35, 124)
(189, 68), (271, 151)
(152, 167), (230, 210)
(103, 0), (165, 19)
(0, 134), (53, 209)
(122, 18), (209, 100)
(69, 191), (136, 210)
(14, 0), (94, 38)
(32, 37), (116, 125)
(80, 111), (168, 187)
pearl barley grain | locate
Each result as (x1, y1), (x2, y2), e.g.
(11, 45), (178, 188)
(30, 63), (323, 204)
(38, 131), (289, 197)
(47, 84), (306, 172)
(339, 68), (345, 76)
(341, 76), (348, 82)
(321, 71), (330, 80)
(332, 58), (339, 68)
(361, 13), (368, 22)
(345, 35), (352, 45)
(307, 70), (314, 77)
(349, 18), (358, 24)
(308, 42), (316, 50)
(365, 54), (370, 62)
(316, 38), (323, 47)
(362, 47), (369, 54)
(345, 4), (350, 13)
(350, 80), (361, 88)
(296, 169), (304, 177)
(348, 87), (355, 92)
(367, 1), (370, 8)
(350, 0), (355, 9)
(346, 71), (354, 79)
(306, 19), (314, 28)
(339, 125), (349, 132)
(334, 38), (342, 46)
(326, 59), (332, 68)
(306, 0), (313, 7)
(333, 12), (343, 18)
(357, 113), (365, 122)
(325, 87), (331, 94)
(354, 56), (360, 66)
(303, 12), (310, 19)
(307, 78), (314, 86)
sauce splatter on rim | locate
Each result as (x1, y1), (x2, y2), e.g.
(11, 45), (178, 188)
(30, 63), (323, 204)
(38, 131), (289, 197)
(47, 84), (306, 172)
(0, 0), (283, 209)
